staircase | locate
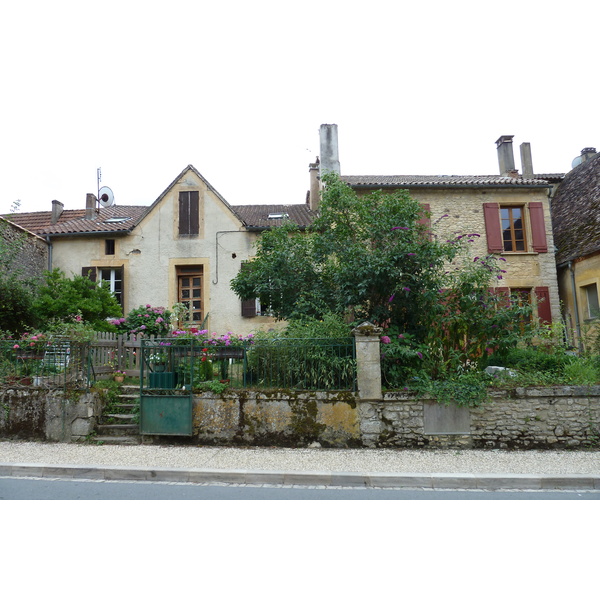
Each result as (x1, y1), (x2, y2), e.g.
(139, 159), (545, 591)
(95, 384), (141, 445)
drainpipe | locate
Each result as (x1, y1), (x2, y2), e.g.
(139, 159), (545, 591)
(45, 235), (53, 271)
(568, 261), (582, 351)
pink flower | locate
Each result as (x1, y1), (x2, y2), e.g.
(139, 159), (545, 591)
(381, 336), (391, 344)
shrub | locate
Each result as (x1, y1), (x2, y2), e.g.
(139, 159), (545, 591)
(112, 304), (172, 337)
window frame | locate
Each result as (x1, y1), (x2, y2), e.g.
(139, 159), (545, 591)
(500, 205), (527, 252)
(178, 191), (200, 236)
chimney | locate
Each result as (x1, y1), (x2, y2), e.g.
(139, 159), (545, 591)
(85, 193), (97, 220)
(496, 135), (515, 176)
(520, 142), (534, 179)
(581, 147), (597, 163)
(308, 157), (320, 212)
(319, 124), (340, 176)
(51, 200), (64, 224)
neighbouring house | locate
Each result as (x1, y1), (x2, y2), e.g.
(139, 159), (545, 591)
(0, 215), (49, 280)
(309, 125), (563, 327)
(550, 147), (600, 349)
(4, 166), (316, 335)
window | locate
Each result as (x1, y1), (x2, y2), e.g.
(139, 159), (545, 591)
(105, 239), (115, 255)
(178, 191), (199, 235)
(582, 283), (599, 320)
(177, 266), (203, 323)
(99, 268), (123, 307)
(501, 206), (526, 252)
(81, 266), (124, 308)
(483, 202), (548, 254)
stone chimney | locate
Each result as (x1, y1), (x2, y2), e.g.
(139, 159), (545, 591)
(520, 142), (534, 179)
(581, 147), (597, 163)
(308, 157), (320, 211)
(85, 193), (97, 220)
(496, 135), (516, 176)
(51, 200), (64, 224)
(319, 124), (340, 176)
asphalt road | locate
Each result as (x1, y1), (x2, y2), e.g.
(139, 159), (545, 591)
(2, 476), (599, 500)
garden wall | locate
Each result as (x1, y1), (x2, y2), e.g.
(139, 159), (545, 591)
(0, 388), (102, 442)
(190, 387), (600, 449)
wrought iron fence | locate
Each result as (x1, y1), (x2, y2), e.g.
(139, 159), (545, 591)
(243, 338), (356, 391)
(0, 339), (91, 389)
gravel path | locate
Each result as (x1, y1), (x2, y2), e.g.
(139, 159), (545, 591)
(1, 441), (599, 474)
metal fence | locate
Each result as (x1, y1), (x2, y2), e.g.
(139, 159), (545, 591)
(0, 339), (91, 389)
(244, 338), (356, 391)
(2, 335), (357, 392)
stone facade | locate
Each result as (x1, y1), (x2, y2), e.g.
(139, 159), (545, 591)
(0, 217), (48, 280)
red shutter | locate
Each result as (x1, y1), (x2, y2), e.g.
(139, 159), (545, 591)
(418, 204), (431, 227)
(535, 286), (552, 324)
(528, 202), (548, 253)
(492, 287), (511, 307)
(483, 203), (503, 253)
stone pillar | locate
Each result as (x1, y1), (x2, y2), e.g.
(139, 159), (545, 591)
(352, 322), (383, 401)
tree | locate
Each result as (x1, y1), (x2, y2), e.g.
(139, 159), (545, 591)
(232, 173), (535, 389)
(32, 269), (123, 331)
(232, 172), (459, 331)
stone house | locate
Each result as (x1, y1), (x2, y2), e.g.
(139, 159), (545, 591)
(4, 165), (315, 335)
(309, 125), (563, 326)
(0, 216), (49, 281)
(4, 125), (563, 335)
(550, 148), (600, 348)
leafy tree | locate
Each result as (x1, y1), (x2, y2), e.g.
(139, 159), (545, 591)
(232, 173), (538, 392)
(32, 269), (122, 331)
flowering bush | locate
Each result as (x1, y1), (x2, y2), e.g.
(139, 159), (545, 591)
(111, 305), (172, 337)
(12, 332), (51, 355)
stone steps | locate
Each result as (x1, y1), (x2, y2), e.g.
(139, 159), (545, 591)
(95, 384), (141, 445)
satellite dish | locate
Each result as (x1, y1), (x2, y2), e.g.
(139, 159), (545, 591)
(98, 186), (115, 208)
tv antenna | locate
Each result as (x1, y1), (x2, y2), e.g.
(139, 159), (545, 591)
(96, 167), (115, 210)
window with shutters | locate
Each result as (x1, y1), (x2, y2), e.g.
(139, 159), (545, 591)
(178, 190), (199, 236)
(81, 266), (124, 308)
(177, 266), (203, 324)
(483, 202), (548, 254)
(99, 268), (123, 307)
(501, 206), (526, 252)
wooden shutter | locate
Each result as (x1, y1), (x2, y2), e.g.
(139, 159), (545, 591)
(81, 267), (97, 282)
(178, 191), (199, 235)
(483, 203), (503, 253)
(528, 202), (548, 253)
(241, 299), (257, 318)
(492, 287), (511, 308)
(535, 286), (552, 324)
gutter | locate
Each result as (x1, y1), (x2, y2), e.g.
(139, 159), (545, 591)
(568, 261), (582, 351)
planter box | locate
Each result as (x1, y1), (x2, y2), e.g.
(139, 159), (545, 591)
(140, 394), (193, 436)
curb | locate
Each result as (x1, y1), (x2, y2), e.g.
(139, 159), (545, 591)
(1, 463), (599, 490)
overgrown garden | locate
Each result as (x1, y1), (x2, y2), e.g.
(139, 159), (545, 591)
(232, 173), (600, 405)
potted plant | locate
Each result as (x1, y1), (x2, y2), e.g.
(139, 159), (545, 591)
(148, 350), (168, 372)
(114, 370), (126, 383)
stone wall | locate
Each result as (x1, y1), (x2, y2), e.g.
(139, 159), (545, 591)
(182, 386), (600, 449)
(0, 218), (48, 280)
(358, 387), (600, 449)
(0, 388), (102, 442)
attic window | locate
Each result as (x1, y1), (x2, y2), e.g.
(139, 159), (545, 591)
(267, 213), (289, 220)
(104, 217), (130, 224)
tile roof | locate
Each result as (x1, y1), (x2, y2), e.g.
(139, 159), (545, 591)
(551, 153), (600, 265)
(341, 174), (558, 187)
(3, 205), (148, 236)
(232, 204), (317, 229)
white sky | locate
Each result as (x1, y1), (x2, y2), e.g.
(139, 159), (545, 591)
(1, 0), (598, 214)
